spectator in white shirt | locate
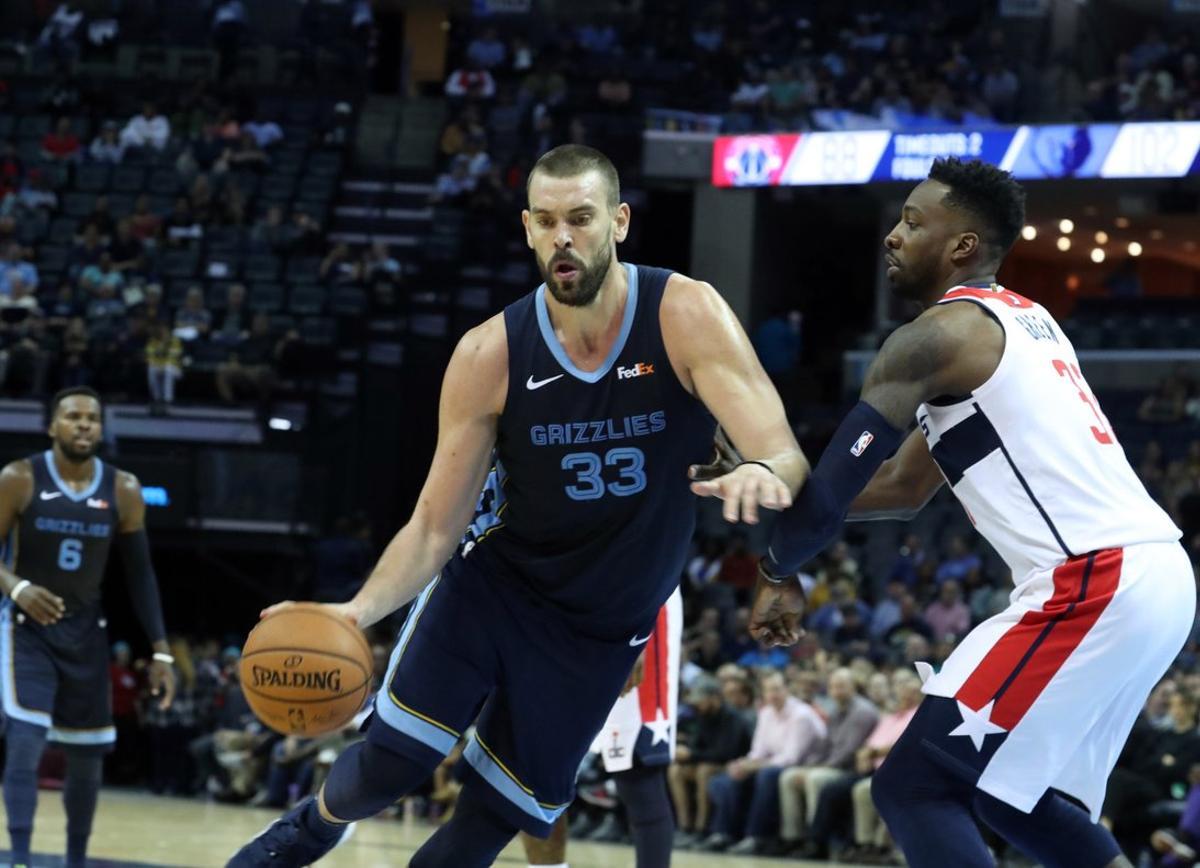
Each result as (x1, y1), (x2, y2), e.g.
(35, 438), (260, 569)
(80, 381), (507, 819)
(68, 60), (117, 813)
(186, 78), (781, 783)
(89, 121), (126, 164)
(121, 102), (171, 152)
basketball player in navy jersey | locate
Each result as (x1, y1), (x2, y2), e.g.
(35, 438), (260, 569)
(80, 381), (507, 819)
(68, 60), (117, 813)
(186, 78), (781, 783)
(229, 144), (810, 867)
(0, 386), (175, 868)
(696, 158), (1192, 868)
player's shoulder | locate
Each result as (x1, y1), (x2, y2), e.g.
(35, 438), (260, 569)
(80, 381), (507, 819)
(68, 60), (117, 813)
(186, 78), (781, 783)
(113, 467), (141, 494)
(660, 272), (726, 327)
(0, 459), (34, 509)
(448, 312), (508, 411)
(0, 457), (34, 482)
(454, 311), (508, 368)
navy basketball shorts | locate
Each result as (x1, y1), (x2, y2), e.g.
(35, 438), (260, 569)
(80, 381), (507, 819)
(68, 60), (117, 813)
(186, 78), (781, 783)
(0, 600), (116, 751)
(366, 554), (650, 836)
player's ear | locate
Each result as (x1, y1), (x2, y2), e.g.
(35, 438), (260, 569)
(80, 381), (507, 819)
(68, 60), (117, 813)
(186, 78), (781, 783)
(950, 231), (980, 264)
(520, 209), (534, 249)
(613, 202), (630, 243)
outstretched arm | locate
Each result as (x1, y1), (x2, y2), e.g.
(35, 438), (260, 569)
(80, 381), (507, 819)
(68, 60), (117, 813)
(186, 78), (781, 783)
(848, 429), (944, 521)
(661, 276), (809, 524)
(764, 302), (1000, 577)
(269, 315), (508, 630)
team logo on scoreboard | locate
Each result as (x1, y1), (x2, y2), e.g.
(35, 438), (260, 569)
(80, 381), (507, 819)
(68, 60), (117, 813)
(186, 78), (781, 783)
(722, 136), (785, 186)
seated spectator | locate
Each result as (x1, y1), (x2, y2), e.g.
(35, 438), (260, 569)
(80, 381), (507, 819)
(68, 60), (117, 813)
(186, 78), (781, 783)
(145, 320), (183, 411)
(206, 107), (241, 143)
(519, 64), (567, 110)
(924, 579), (971, 641)
(869, 579), (908, 640)
(36, 2), (84, 71)
(188, 659), (276, 801)
(181, 126), (228, 177)
(882, 594), (934, 655)
(466, 26), (507, 70)
(129, 194), (163, 243)
(78, 194), (116, 240)
(224, 132), (269, 172)
(241, 118), (283, 150)
(597, 68), (633, 110)
(41, 116), (81, 163)
(216, 312), (278, 403)
(362, 241), (400, 284)
(0, 280), (49, 396)
(69, 224), (106, 271)
(445, 61), (497, 100)
(108, 219), (145, 275)
(15, 169), (58, 215)
(44, 280), (80, 332)
(888, 533), (927, 587)
(320, 242), (359, 283)
(85, 280), (126, 340)
(934, 535), (981, 585)
(89, 120), (126, 164)
(737, 639), (791, 671)
(671, 673), (756, 846)
(428, 159), (474, 206)
(213, 283), (248, 344)
(140, 282), (167, 325)
(189, 174), (216, 224)
(289, 209), (323, 256)
(164, 197), (203, 247)
(775, 669), (881, 858)
(0, 242), (38, 297)
(121, 101), (171, 152)
(79, 252), (125, 297)
(699, 672), (826, 852)
(174, 286), (211, 341)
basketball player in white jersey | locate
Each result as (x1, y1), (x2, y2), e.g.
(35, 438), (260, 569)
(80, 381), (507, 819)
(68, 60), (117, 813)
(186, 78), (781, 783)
(694, 157), (1193, 868)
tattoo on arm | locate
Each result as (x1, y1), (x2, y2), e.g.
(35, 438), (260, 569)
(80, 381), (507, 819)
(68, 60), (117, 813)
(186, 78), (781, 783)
(861, 317), (957, 429)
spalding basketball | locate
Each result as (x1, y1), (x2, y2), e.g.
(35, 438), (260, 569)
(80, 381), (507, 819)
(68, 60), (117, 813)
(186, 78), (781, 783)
(240, 603), (373, 737)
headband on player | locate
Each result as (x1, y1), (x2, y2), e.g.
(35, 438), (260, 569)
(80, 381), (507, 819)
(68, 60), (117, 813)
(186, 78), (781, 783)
(764, 400), (903, 576)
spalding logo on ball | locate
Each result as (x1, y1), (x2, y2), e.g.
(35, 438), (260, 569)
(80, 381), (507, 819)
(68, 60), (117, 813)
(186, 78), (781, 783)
(240, 603), (373, 737)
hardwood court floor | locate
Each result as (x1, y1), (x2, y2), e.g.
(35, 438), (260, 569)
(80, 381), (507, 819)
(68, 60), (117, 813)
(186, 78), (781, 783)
(0, 789), (875, 867)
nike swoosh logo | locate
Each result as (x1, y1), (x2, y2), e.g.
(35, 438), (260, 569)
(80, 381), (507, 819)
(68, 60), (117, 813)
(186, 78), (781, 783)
(629, 633), (652, 647)
(39, 491), (63, 501)
(526, 374), (565, 391)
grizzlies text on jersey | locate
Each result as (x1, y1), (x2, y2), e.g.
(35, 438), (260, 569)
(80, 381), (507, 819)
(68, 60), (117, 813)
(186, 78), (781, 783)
(462, 262), (716, 639)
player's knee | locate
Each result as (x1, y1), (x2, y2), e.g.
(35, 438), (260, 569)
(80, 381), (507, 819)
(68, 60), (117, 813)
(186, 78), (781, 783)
(324, 739), (440, 821)
(1, 721), (47, 775)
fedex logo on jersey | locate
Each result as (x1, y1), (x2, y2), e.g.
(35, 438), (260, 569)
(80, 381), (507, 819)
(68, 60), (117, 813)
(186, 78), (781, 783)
(850, 431), (875, 457)
(618, 362), (655, 380)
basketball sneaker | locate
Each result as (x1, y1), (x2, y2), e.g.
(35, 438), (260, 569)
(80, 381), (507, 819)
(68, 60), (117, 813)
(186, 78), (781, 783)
(226, 798), (355, 866)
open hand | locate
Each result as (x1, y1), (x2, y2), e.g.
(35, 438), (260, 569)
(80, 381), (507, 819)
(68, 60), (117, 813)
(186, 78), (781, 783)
(689, 462), (793, 524)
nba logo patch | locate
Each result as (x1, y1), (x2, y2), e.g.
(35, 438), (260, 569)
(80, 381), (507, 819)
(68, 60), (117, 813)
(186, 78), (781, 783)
(850, 431), (874, 457)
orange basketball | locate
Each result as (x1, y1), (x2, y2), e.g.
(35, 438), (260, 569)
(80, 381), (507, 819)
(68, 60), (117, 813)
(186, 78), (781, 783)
(239, 603), (373, 737)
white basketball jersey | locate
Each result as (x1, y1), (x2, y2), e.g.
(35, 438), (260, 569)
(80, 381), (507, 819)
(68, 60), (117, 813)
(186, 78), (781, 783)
(916, 284), (1180, 579)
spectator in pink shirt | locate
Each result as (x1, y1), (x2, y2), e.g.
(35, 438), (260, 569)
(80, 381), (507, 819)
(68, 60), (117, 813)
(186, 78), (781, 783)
(697, 672), (826, 852)
(924, 579), (972, 641)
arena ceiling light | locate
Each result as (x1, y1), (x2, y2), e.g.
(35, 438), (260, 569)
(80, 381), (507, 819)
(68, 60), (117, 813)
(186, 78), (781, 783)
(1056, 237), (1071, 251)
(1021, 225), (1037, 240)
(1094, 231), (1109, 244)
(1128, 241), (1143, 256)
(1114, 217), (1131, 229)
(1090, 248), (1106, 263)
(1058, 219), (1075, 234)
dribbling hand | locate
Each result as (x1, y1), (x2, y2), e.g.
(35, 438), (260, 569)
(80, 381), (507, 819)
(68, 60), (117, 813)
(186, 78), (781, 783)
(260, 600), (360, 626)
(12, 582), (65, 625)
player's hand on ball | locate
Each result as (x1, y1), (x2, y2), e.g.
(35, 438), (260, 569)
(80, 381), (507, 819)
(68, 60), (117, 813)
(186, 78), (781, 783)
(749, 568), (806, 647)
(12, 582), (65, 625)
(689, 461), (793, 524)
(260, 600), (360, 626)
(621, 650), (646, 696)
(688, 426), (742, 482)
(149, 658), (176, 710)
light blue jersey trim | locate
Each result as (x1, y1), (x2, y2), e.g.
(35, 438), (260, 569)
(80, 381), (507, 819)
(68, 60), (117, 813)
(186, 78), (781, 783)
(43, 450), (104, 502)
(534, 262), (639, 384)
(464, 734), (570, 825)
(0, 604), (52, 729)
(372, 578), (458, 756)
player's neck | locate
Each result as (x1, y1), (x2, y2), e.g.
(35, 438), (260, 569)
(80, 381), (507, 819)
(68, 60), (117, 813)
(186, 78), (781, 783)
(921, 269), (998, 308)
(543, 261), (629, 358)
(51, 447), (96, 487)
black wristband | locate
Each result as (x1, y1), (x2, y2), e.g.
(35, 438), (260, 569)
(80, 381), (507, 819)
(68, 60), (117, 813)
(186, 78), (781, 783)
(738, 460), (776, 477)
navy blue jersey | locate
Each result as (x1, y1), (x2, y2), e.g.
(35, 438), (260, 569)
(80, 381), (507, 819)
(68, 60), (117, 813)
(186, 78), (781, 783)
(5, 452), (119, 613)
(463, 262), (715, 639)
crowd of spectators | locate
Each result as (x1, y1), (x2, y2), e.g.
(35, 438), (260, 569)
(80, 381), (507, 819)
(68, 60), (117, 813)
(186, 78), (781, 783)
(1082, 27), (1200, 123)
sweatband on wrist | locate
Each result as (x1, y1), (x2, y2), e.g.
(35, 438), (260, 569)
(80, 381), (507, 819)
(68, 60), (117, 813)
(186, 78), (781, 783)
(766, 400), (903, 574)
(117, 529), (168, 644)
(9, 580), (30, 601)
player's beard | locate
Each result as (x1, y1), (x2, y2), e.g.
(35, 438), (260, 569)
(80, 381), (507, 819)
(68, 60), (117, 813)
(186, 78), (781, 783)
(888, 254), (941, 302)
(57, 436), (99, 463)
(540, 237), (614, 308)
